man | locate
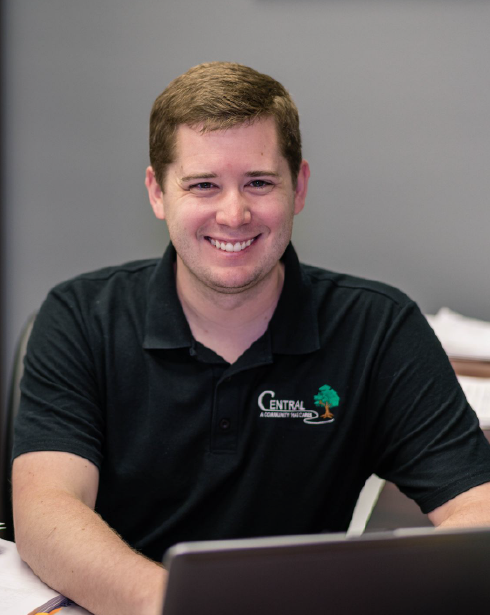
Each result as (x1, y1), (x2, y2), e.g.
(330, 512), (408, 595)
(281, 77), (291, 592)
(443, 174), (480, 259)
(12, 62), (490, 615)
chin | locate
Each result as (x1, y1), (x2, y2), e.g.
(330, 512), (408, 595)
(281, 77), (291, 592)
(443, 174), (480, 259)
(207, 277), (257, 294)
(199, 267), (260, 293)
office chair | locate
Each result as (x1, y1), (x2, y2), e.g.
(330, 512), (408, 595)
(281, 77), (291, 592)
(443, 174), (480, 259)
(1, 313), (36, 541)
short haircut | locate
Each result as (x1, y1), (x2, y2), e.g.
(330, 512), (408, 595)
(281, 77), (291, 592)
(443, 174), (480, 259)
(149, 62), (302, 189)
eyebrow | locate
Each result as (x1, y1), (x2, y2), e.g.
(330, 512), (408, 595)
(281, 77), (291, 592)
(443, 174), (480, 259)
(245, 171), (280, 178)
(180, 170), (280, 182)
(180, 173), (218, 182)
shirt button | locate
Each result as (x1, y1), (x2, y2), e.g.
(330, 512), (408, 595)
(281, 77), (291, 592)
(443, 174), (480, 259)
(219, 418), (231, 431)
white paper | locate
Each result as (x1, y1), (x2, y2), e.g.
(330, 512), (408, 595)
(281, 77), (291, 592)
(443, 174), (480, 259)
(458, 375), (490, 427)
(0, 538), (90, 615)
(426, 307), (490, 360)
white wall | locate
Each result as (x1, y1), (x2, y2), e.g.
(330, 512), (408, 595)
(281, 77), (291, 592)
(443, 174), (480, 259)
(3, 0), (490, 390)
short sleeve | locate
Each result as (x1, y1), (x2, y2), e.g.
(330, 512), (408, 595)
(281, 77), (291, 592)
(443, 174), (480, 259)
(367, 301), (490, 514)
(13, 285), (105, 468)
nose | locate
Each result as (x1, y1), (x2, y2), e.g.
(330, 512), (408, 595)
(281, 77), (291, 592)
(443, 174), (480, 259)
(215, 191), (252, 228)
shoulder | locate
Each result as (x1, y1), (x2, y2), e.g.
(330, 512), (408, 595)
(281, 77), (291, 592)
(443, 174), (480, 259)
(299, 261), (413, 310)
(34, 258), (162, 332)
(47, 258), (160, 305)
(53, 258), (159, 291)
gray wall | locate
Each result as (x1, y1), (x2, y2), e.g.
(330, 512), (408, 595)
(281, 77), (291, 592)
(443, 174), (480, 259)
(3, 1), (490, 390)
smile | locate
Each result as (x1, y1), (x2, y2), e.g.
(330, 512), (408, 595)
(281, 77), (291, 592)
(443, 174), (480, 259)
(208, 237), (256, 252)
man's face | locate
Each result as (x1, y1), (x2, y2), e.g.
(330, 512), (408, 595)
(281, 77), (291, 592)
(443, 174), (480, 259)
(146, 117), (309, 297)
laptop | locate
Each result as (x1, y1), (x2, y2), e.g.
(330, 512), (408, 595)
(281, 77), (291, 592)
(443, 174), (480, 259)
(162, 527), (490, 615)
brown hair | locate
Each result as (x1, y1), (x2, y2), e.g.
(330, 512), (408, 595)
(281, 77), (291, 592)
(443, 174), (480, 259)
(149, 62), (302, 189)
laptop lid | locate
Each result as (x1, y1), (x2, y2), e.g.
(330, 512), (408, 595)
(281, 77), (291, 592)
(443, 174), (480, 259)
(162, 527), (490, 615)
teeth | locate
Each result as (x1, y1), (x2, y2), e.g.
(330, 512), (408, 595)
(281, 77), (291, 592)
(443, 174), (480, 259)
(209, 238), (254, 252)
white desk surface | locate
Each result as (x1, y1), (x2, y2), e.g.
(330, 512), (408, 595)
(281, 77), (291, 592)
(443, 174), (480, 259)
(0, 538), (90, 615)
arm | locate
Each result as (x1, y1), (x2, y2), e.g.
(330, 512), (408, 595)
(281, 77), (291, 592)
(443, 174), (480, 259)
(12, 451), (167, 615)
(365, 301), (490, 518)
(428, 482), (490, 528)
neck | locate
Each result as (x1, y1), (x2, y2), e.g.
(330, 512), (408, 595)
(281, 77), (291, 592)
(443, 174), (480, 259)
(176, 261), (285, 363)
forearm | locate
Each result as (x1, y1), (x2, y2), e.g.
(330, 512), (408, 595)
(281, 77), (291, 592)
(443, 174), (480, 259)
(14, 488), (166, 615)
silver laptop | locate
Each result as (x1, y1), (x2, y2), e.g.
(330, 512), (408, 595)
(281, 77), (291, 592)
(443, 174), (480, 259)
(162, 527), (490, 615)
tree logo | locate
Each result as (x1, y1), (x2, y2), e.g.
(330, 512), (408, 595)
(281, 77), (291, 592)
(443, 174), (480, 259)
(313, 385), (340, 421)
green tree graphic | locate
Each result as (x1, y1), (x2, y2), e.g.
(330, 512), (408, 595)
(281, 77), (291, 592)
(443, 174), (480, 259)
(314, 385), (340, 419)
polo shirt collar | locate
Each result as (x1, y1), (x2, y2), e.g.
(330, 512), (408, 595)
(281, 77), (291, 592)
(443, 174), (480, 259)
(143, 242), (320, 355)
(143, 243), (192, 350)
(269, 243), (320, 355)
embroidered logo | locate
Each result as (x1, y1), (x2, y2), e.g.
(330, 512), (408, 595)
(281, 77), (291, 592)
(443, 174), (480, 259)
(258, 385), (340, 425)
(313, 385), (340, 421)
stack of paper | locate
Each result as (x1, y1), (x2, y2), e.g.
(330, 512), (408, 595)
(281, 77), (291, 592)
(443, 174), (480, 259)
(457, 376), (490, 427)
(0, 538), (89, 615)
(426, 308), (490, 425)
(426, 307), (490, 361)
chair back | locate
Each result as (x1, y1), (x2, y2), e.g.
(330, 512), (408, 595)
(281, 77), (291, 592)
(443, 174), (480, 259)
(1, 313), (36, 541)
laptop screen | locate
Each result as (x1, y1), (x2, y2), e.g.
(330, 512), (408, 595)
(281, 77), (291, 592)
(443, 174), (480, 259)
(162, 528), (490, 615)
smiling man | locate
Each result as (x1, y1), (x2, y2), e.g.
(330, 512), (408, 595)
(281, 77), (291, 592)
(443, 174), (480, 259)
(145, 118), (309, 363)
(11, 62), (490, 615)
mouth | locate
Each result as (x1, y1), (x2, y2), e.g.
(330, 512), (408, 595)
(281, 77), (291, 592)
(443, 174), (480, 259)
(207, 236), (258, 253)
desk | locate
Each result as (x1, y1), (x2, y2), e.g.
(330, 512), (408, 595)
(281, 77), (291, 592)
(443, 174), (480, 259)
(450, 358), (490, 379)
(0, 538), (89, 615)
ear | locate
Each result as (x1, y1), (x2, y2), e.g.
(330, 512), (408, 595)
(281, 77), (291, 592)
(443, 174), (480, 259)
(145, 166), (165, 220)
(293, 160), (310, 215)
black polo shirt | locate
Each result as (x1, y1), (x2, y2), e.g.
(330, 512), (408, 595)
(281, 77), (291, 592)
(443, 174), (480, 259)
(14, 243), (490, 561)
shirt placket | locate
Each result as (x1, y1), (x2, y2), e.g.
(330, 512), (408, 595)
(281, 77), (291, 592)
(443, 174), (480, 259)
(211, 371), (239, 453)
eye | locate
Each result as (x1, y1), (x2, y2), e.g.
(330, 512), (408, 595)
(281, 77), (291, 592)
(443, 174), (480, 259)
(247, 179), (274, 190)
(189, 182), (216, 191)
